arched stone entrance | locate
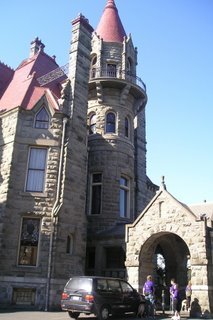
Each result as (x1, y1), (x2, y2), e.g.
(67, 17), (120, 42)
(125, 188), (213, 314)
(138, 232), (190, 308)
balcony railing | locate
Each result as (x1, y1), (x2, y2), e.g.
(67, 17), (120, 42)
(90, 68), (146, 92)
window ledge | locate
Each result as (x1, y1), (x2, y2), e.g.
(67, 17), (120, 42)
(19, 191), (48, 198)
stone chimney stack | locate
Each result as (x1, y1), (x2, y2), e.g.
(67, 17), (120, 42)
(29, 37), (45, 58)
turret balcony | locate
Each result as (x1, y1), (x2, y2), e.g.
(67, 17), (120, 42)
(89, 67), (146, 93)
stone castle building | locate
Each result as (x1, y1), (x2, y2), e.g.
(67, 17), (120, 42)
(0, 0), (212, 314)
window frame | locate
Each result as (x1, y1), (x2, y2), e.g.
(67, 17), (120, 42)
(34, 106), (50, 129)
(89, 113), (97, 135)
(66, 234), (74, 255)
(18, 217), (41, 267)
(25, 147), (48, 193)
(105, 111), (116, 134)
(90, 173), (102, 215)
(119, 176), (130, 218)
(125, 116), (130, 138)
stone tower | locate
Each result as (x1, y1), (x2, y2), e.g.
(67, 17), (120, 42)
(85, 0), (156, 277)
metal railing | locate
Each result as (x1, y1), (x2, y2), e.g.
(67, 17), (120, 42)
(90, 67), (146, 92)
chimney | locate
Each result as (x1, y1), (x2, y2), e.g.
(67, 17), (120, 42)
(30, 37), (45, 58)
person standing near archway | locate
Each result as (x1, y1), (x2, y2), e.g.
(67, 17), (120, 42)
(170, 278), (181, 319)
(143, 275), (155, 316)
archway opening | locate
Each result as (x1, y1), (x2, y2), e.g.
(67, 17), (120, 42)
(139, 232), (190, 310)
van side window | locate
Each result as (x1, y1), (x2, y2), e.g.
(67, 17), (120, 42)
(120, 280), (133, 293)
(97, 279), (107, 291)
(107, 279), (122, 293)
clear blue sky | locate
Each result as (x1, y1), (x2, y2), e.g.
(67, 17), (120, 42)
(1, 0), (212, 204)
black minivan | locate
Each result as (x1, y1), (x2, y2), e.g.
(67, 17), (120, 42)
(61, 276), (144, 319)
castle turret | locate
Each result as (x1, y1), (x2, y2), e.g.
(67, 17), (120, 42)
(85, 0), (149, 277)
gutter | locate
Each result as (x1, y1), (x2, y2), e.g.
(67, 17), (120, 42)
(45, 117), (68, 311)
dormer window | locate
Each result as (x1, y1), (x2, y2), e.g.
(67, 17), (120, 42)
(35, 107), (49, 129)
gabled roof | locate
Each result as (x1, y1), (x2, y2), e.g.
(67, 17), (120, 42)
(0, 46), (67, 112)
(95, 0), (126, 43)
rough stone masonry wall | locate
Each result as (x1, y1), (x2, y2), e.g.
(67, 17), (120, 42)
(126, 191), (212, 313)
(0, 108), (18, 254)
(0, 106), (64, 309)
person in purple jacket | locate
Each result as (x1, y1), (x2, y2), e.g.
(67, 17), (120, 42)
(170, 278), (181, 319)
(143, 275), (155, 316)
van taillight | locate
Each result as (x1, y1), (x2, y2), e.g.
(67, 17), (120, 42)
(85, 294), (94, 302)
(61, 292), (69, 299)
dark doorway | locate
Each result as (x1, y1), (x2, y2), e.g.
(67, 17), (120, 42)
(139, 232), (190, 310)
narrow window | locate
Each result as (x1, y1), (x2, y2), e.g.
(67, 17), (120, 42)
(89, 114), (96, 134)
(66, 234), (74, 254)
(105, 112), (116, 133)
(119, 177), (130, 218)
(26, 148), (47, 192)
(90, 173), (102, 215)
(125, 117), (129, 138)
(91, 55), (97, 78)
(127, 57), (132, 75)
(18, 218), (40, 266)
(107, 64), (117, 77)
(35, 107), (49, 129)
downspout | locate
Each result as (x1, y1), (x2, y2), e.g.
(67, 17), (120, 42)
(45, 117), (68, 311)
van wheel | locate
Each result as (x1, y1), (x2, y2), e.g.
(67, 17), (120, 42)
(99, 305), (110, 320)
(68, 311), (80, 319)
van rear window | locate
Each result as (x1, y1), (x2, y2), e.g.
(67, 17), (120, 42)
(66, 278), (92, 292)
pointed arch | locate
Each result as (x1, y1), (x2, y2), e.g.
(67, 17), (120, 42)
(34, 106), (49, 129)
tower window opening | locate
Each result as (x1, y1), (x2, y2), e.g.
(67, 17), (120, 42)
(66, 234), (74, 254)
(90, 173), (102, 215)
(89, 113), (97, 134)
(119, 177), (130, 218)
(107, 64), (117, 77)
(127, 58), (132, 75)
(91, 55), (97, 78)
(125, 117), (129, 138)
(105, 112), (116, 133)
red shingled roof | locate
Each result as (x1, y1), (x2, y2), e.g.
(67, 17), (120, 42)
(0, 49), (66, 112)
(96, 0), (126, 43)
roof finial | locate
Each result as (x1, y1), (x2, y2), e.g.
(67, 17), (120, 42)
(160, 176), (167, 191)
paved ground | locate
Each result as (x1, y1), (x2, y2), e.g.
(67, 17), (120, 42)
(0, 311), (212, 320)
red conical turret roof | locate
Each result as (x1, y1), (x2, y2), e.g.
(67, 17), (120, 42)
(96, 0), (126, 43)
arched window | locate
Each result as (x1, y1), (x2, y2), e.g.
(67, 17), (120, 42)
(105, 112), (116, 133)
(66, 234), (74, 254)
(125, 117), (129, 138)
(89, 113), (97, 134)
(35, 107), (49, 129)
(91, 55), (97, 78)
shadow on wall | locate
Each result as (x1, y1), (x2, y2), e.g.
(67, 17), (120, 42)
(190, 298), (212, 319)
